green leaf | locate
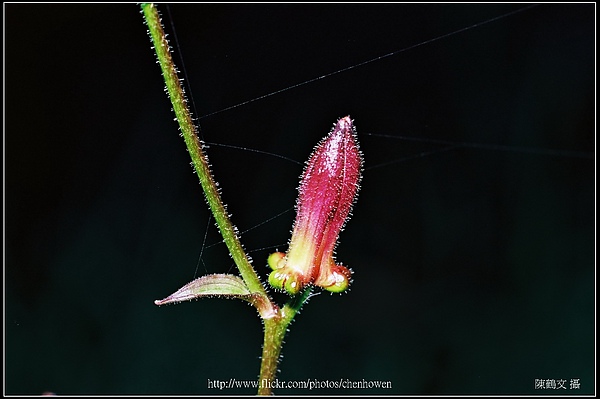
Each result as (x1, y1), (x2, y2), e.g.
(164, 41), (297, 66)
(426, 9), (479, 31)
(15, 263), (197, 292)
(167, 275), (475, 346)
(154, 274), (252, 306)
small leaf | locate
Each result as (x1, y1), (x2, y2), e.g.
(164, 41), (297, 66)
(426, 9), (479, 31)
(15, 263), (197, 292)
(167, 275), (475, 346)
(154, 274), (251, 306)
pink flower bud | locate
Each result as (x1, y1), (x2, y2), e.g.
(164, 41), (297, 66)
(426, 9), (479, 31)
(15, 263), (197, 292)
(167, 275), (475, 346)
(268, 116), (362, 295)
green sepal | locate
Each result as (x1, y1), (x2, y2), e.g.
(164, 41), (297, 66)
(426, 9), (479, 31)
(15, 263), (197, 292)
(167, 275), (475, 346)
(268, 270), (285, 291)
(267, 252), (285, 271)
(268, 269), (303, 296)
(322, 278), (349, 293)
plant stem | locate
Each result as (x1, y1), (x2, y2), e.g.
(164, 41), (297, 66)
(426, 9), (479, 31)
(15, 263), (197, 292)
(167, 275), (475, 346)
(258, 287), (313, 395)
(141, 4), (314, 394)
(141, 3), (266, 298)
(258, 318), (286, 395)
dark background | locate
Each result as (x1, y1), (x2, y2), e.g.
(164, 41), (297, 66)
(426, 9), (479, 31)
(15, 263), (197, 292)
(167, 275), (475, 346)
(5, 3), (595, 395)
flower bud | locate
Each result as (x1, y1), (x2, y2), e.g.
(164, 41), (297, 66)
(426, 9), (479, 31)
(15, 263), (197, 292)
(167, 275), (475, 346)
(269, 116), (362, 295)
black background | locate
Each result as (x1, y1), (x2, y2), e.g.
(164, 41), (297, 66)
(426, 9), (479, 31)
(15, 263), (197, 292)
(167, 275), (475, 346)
(5, 3), (595, 395)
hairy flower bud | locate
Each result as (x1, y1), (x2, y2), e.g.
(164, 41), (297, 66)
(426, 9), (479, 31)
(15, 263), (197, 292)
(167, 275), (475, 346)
(268, 116), (363, 295)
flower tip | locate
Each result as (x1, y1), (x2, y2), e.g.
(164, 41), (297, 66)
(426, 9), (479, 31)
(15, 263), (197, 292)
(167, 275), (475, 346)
(337, 115), (353, 130)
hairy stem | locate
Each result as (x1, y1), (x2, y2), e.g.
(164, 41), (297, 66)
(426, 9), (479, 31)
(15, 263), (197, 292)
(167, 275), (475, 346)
(141, 3), (267, 299)
(141, 4), (313, 394)
(258, 287), (313, 395)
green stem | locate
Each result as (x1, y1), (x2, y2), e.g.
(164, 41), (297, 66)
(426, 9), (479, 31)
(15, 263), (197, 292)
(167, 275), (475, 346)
(141, 4), (314, 394)
(258, 288), (313, 395)
(258, 318), (286, 395)
(141, 3), (266, 298)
